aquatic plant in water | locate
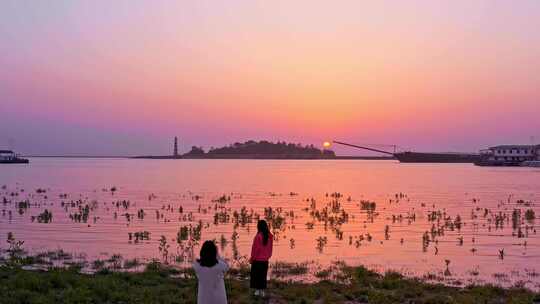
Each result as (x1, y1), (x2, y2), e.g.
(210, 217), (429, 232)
(36, 209), (53, 223)
(525, 209), (536, 222)
(159, 236), (170, 264)
(6, 232), (25, 260)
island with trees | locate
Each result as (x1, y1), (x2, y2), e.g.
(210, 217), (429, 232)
(182, 140), (336, 159)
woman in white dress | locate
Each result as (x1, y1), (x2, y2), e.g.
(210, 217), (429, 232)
(192, 240), (229, 304)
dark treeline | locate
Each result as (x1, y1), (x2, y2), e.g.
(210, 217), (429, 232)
(183, 140), (335, 158)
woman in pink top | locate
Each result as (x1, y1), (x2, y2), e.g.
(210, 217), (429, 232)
(250, 219), (273, 297)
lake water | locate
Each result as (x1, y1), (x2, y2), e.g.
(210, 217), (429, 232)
(1, 158), (539, 289)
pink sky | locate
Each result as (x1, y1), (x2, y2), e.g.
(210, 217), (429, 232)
(1, 0), (540, 156)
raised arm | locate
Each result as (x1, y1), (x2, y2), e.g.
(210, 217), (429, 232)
(192, 261), (201, 278)
(217, 255), (229, 272)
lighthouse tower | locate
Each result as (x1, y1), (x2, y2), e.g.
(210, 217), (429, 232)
(173, 137), (179, 157)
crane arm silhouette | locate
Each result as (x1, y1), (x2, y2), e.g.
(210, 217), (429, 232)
(332, 141), (395, 156)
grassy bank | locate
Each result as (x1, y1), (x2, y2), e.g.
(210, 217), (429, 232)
(0, 261), (538, 304)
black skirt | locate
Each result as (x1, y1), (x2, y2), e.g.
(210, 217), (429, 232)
(250, 261), (269, 289)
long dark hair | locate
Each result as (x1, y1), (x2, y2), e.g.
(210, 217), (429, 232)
(198, 240), (218, 267)
(257, 220), (270, 246)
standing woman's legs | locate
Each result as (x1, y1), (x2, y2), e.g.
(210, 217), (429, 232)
(250, 261), (269, 295)
(260, 261), (269, 290)
(250, 261), (259, 293)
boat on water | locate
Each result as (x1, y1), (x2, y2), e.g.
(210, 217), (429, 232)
(394, 151), (479, 163)
(0, 150), (29, 164)
(332, 141), (479, 163)
(475, 145), (540, 166)
(521, 161), (540, 167)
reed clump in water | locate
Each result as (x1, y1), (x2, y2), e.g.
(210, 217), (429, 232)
(271, 261), (310, 278)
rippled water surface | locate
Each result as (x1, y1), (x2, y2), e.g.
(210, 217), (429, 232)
(1, 158), (539, 288)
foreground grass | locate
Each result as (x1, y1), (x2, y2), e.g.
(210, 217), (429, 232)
(0, 262), (538, 304)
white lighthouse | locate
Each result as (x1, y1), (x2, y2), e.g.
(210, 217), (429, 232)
(173, 137), (179, 157)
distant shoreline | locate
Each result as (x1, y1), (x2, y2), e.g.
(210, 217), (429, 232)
(26, 155), (129, 159)
(132, 155), (395, 160)
(25, 155), (395, 160)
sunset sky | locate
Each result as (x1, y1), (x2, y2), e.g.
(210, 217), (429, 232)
(1, 0), (540, 156)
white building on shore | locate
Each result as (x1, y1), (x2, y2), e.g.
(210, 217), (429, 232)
(0, 150), (16, 161)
